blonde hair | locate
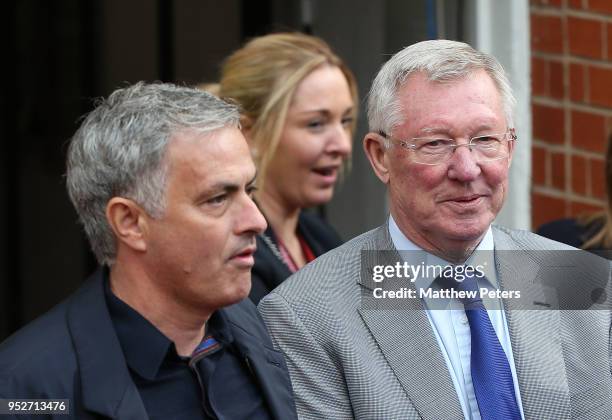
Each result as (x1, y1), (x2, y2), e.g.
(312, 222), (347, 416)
(219, 32), (358, 185)
(196, 82), (221, 97)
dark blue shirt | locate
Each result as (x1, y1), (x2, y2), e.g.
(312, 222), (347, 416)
(104, 277), (271, 419)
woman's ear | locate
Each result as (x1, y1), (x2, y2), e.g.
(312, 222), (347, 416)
(240, 115), (254, 142)
(363, 132), (391, 184)
(241, 115), (260, 159)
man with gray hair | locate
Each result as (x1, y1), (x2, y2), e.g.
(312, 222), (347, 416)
(259, 40), (612, 419)
(0, 82), (297, 419)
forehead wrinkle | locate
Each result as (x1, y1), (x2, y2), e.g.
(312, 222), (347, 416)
(192, 162), (255, 198)
(415, 116), (501, 137)
(167, 129), (253, 192)
(419, 126), (450, 135)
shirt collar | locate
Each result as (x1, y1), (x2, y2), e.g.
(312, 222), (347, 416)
(104, 274), (235, 380)
(206, 307), (234, 346)
(104, 274), (172, 380)
(388, 215), (498, 290)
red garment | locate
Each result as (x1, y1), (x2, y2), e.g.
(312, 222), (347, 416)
(276, 233), (316, 273)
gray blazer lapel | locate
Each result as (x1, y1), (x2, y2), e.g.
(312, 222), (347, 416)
(358, 224), (464, 420)
(493, 228), (572, 419)
(358, 309), (464, 420)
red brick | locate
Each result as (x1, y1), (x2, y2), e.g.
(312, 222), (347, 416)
(568, 17), (603, 59)
(572, 154), (587, 195)
(531, 14), (564, 54)
(588, 0), (612, 14)
(569, 63), (585, 102)
(571, 110), (607, 153)
(551, 152), (566, 190)
(590, 159), (606, 199)
(532, 192), (567, 229)
(608, 23), (612, 60)
(568, 0), (584, 8)
(532, 57), (548, 96)
(532, 147), (547, 185)
(532, 104), (565, 144)
(549, 60), (565, 99)
(588, 66), (612, 108)
(570, 201), (604, 217)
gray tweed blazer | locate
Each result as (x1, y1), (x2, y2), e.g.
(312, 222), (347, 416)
(258, 223), (612, 419)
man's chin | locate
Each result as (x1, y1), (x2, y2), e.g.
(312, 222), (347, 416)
(232, 276), (252, 302)
(208, 275), (252, 309)
(440, 219), (490, 243)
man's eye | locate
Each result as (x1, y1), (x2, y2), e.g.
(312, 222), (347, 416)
(472, 136), (501, 149)
(246, 186), (258, 198)
(418, 139), (453, 150)
(207, 194), (227, 206)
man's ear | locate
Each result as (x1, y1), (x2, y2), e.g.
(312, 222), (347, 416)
(507, 135), (515, 168)
(363, 132), (391, 184)
(106, 197), (148, 254)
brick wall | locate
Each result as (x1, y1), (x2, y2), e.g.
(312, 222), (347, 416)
(531, 0), (612, 230)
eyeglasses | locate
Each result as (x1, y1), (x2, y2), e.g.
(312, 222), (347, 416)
(379, 128), (517, 165)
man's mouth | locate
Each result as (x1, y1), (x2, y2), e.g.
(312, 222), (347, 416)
(449, 195), (482, 203)
(230, 246), (257, 267)
(439, 194), (489, 210)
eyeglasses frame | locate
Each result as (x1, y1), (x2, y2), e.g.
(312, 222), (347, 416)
(378, 128), (517, 166)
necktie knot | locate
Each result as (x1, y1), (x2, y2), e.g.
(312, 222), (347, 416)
(437, 270), (484, 309)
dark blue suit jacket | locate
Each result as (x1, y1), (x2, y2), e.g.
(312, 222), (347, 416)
(0, 270), (297, 419)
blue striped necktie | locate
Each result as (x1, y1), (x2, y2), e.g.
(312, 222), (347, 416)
(450, 273), (522, 420)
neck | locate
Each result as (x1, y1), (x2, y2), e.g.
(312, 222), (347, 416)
(257, 187), (301, 244)
(391, 212), (484, 264)
(109, 261), (211, 356)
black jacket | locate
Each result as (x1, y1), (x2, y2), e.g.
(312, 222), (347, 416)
(536, 217), (601, 249)
(0, 269), (297, 420)
(249, 211), (342, 304)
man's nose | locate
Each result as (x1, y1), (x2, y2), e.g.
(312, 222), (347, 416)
(239, 194), (267, 235)
(447, 143), (481, 182)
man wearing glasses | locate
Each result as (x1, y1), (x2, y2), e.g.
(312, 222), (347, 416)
(259, 40), (612, 419)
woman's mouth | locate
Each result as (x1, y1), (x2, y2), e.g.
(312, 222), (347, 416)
(312, 166), (339, 184)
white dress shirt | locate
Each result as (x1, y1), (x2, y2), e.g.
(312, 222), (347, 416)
(388, 215), (525, 420)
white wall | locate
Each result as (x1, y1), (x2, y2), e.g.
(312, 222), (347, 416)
(465, 0), (533, 230)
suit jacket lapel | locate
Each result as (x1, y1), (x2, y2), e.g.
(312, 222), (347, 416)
(493, 228), (572, 419)
(67, 270), (148, 419)
(358, 224), (464, 420)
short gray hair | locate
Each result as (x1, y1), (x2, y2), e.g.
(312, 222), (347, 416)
(367, 39), (516, 139)
(66, 82), (240, 265)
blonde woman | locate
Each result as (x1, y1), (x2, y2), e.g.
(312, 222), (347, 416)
(219, 33), (358, 303)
